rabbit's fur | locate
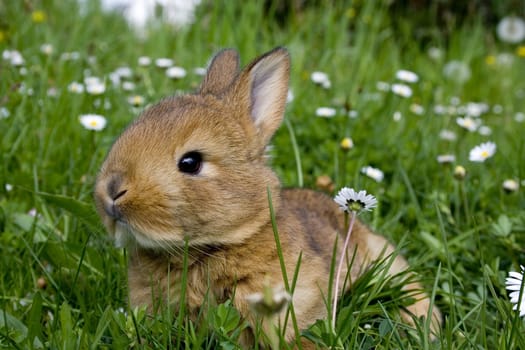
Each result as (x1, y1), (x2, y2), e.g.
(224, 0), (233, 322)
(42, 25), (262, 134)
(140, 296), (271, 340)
(95, 48), (441, 348)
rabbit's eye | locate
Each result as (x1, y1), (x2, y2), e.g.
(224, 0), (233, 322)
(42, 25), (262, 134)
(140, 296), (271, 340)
(178, 151), (203, 175)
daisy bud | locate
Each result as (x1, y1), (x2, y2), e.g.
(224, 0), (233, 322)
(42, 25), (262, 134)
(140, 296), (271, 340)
(315, 175), (334, 193)
(246, 283), (291, 317)
(37, 277), (47, 289)
(453, 165), (467, 180)
(340, 137), (354, 151)
(503, 179), (519, 193)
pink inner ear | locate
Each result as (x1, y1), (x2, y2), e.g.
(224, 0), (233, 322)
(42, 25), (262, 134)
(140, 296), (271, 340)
(248, 54), (289, 134)
(250, 70), (278, 126)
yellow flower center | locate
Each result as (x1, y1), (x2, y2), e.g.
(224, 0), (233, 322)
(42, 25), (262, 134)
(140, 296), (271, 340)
(347, 199), (364, 212)
(31, 10), (46, 23)
(346, 8), (356, 19)
(485, 55), (496, 65)
(517, 46), (525, 58)
(481, 150), (489, 158)
(89, 120), (99, 127)
(340, 137), (353, 150)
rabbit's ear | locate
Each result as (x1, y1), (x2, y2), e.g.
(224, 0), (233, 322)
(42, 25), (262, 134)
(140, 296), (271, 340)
(200, 49), (240, 95)
(237, 47), (290, 146)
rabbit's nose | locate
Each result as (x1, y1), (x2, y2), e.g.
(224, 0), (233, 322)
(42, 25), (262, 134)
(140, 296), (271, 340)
(107, 176), (126, 200)
(105, 176), (127, 220)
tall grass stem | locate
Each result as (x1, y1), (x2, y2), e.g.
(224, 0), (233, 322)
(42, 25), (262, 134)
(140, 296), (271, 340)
(331, 210), (356, 330)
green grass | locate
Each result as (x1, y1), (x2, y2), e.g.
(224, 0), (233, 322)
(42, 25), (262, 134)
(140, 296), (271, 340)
(1, 0), (525, 348)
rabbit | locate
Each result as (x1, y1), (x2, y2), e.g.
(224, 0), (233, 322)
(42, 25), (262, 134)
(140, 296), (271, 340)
(94, 47), (441, 348)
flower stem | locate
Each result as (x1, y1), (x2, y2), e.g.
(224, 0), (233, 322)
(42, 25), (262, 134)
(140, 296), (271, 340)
(332, 210), (357, 330)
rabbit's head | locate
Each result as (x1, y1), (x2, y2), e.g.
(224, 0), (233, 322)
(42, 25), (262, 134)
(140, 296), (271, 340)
(95, 48), (290, 249)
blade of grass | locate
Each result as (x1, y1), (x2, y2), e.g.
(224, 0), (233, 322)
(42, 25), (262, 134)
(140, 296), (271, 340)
(267, 187), (302, 350)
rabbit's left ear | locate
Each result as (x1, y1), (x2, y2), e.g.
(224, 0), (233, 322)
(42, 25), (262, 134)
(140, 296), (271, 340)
(235, 47), (290, 146)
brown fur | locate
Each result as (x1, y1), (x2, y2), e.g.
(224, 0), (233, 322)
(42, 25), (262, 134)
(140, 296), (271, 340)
(95, 48), (441, 348)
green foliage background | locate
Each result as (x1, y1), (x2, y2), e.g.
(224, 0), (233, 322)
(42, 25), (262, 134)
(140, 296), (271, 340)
(0, 0), (524, 348)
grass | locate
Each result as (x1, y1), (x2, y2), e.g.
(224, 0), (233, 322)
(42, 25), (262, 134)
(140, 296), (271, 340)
(1, 0), (525, 348)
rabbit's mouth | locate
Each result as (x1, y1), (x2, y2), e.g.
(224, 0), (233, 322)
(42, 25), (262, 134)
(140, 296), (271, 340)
(113, 220), (183, 250)
(113, 221), (134, 248)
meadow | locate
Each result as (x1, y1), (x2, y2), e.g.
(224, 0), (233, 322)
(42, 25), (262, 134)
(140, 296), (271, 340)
(1, 0), (525, 348)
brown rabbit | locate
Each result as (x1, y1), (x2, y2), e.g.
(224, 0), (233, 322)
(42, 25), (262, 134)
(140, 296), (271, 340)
(94, 47), (441, 348)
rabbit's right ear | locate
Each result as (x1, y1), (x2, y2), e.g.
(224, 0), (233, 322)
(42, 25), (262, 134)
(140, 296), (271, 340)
(199, 49), (240, 96)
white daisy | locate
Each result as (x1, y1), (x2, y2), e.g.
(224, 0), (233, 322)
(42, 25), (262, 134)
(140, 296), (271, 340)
(286, 89), (294, 103)
(348, 110), (358, 118)
(427, 47), (443, 61)
(2, 49), (11, 60)
(67, 82), (84, 94)
(47, 87), (58, 97)
(439, 129), (457, 141)
(506, 265), (525, 317)
(40, 43), (53, 55)
(496, 53), (514, 67)
(456, 116), (481, 132)
(437, 154), (456, 164)
(497, 16), (525, 44)
(138, 56), (152, 66)
(492, 104), (503, 114)
(334, 187), (377, 213)
(109, 74), (122, 87)
(469, 141), (496, 162)
(443, 60), (471, 83)
(99, 0), (200, 31)
(122, 81), (136, 91)
(465, 102), (489, 117)
(5, 50), (25, 66)
(311, 71), (330, 86)
(86, 82), (106, 95)
(315, 107), (336, 118)
(433, 104), (447, 115)
(79, 114), (107, 131)
(395, 69), (419, 83)
(503, 179), (519, 192)
(193, 67), (207, 76)
(376, 81), (390, 92)
(155, 58), (174, 68)
(166, 66), (187, 79)
(515, 112), (525, 123)
(450, 96), (461, 106)
(361, 166), (384, 182)
(113, 66), (133, 79)
(393, 111), (402, 121)
(478, 125), (492, 136)
(447, 106), (458, 115)
(0, 107), (10, 119)
(410, 103), (425, 115)
(60, 51), (80, 61)
(391, 83), (412, 98)
(84, 77), (106, 95)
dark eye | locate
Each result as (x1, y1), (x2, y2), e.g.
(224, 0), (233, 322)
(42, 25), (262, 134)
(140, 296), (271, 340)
(178, 151), (203, 175)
